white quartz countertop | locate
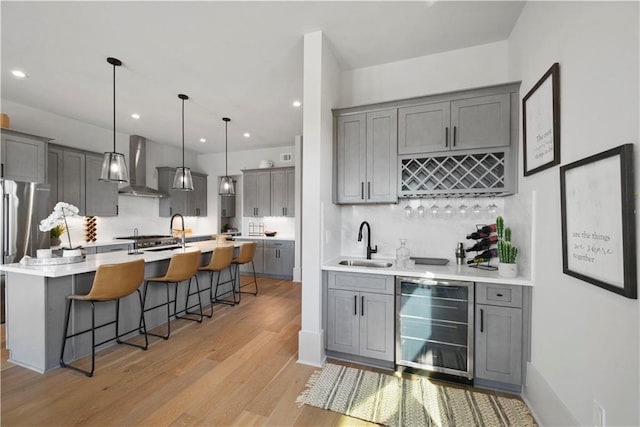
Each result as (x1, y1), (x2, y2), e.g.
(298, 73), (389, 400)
(234, 235), (295, 241)
(0, 240), (243, 278)
(323, 257), (533, 286)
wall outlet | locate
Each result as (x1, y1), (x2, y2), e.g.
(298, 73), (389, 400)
(592, 400), (605, 427)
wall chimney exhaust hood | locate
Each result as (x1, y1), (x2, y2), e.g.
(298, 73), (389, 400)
(118, 135), (168, 198)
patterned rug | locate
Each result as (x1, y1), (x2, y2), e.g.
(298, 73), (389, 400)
(296, 363), (537, 426)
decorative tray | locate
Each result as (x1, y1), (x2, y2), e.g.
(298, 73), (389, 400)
(21, 255), (86, 266)
(410, 257), (449, 266)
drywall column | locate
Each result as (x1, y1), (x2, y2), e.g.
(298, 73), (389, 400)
(293, 135), (302, 282)
(298, 31), (341, 366)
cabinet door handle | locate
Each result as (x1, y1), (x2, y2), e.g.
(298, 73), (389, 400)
(453, 126), (457, 147)
(354, 295), (358, 315)
(480, 308), (484, 333)
(361, 296), (365, 317)
(445, 127), (449, 147)
(367, 182), (371, 200)
(496, 293), (503, 297)
(361, 182), (364, 200)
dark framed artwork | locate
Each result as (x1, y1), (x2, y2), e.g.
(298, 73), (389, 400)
(560, 144), (637, 299)
(523, 62), (560, 176)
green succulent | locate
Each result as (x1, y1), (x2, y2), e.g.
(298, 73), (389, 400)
(50, 224), (65, 238)
(496, 216), (518, 264)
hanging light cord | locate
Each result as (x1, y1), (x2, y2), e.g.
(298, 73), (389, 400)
(225, 119), (228, 176)
(112, 61), (117, 153)
(181, 97), (185, 170)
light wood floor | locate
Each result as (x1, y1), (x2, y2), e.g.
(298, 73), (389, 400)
(1, 277), (376, 426)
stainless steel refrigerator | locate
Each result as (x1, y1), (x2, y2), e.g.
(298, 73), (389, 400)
(1, 179), (50, 323)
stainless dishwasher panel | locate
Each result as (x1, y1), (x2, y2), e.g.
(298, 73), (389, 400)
(396, 276), (474, 379)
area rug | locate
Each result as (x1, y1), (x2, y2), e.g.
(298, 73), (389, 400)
(296, 363), (537, 426)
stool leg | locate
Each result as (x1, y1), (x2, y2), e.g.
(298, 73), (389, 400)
(59, 298), (73, 368)
(212, 268), (235, 306)
(88, 301), (96, 377)
(238, 261), (258, 296)
(179, 277), (204, 323)
(233, 263), (241, 304)
(137, 289), (149, 350)
(116, 293), (148, 351)
(146, 281), (171, 340)
(115, 298), (121, 344)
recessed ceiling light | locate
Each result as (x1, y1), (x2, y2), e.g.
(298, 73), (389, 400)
(11, 70), (27, 79)
(292, 100), (302, 108)
(243, 132), (250, 138)
(200, 138), (206, 143)
(131, 113), (140, 119)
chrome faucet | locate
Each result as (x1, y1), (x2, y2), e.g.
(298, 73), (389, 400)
(357, 221), (377, 260)
(170, 213), (186, 250)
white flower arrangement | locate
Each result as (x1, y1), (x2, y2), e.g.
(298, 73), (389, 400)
(39, 202), (80, 249)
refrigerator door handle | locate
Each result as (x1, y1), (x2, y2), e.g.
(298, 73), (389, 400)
(2, 193), (9, 259)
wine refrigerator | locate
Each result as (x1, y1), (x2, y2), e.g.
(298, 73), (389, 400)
(395, 276), (474, 380)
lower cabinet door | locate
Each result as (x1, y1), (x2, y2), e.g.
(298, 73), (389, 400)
(359, 292), (394, 361)
(326, 289), (360, 355)
(475, 304), (522, 384)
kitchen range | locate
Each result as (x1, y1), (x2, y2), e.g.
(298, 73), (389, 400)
(115, 234), (179, 251)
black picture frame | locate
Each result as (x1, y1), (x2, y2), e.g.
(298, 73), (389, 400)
(560, 144), (637, 299)
(523, 62), (560, 176)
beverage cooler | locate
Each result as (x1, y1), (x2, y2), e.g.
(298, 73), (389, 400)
(396, 276), (474, 380)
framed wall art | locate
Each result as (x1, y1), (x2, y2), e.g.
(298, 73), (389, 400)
(560, 144), (637, 299)
(523, 62), (560, 176)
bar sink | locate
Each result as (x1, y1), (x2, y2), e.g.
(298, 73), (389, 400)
(338, 259), (393, 268)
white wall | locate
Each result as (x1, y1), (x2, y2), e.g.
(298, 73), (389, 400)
(340, 41), (509, 107)
(508, 2), (639, 426)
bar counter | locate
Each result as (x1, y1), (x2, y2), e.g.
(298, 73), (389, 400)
(0, 240), (242, 373)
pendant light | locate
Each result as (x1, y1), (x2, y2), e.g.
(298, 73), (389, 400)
(219, 117), (235, 195)
(172, 94), (194, 191)
(100, 57), (129, 182)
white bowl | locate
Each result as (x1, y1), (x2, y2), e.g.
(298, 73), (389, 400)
(259, 160), (273, 168)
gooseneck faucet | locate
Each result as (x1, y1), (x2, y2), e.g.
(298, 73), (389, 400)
(170, 213), (186, 250)
(357, 221), (378, 260)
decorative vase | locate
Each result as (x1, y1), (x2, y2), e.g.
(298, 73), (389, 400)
(62, 249), (82, 258)
(498, 262), (518, 278)
(50, 237), (62, 247)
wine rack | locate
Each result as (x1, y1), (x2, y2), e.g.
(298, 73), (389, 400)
(400, 151), (508, 198)
(467, 224), (498, 271)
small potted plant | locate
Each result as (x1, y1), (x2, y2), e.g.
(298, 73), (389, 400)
(496, 216), (518, 278)
(40, 202), (82, 257)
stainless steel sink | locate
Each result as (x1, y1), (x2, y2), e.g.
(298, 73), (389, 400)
(338, 259), (393, 268)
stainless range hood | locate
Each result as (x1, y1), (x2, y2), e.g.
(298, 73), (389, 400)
(118, 135), (168, 198)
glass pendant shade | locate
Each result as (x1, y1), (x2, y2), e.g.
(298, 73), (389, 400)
(100, 152), (129, 182)
(219, 176), (234, 194)
(172, 166), (194, 191)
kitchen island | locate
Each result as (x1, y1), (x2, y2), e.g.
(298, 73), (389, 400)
(0, 240), (242, 373)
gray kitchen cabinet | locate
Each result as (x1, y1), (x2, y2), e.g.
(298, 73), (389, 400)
(263, 240), (294, 278)
(1, 129), (49, 184)
(220, 194), (235, 217)
(325, 271), (395, 363)
(270, 168), (295, 217)
(475, 282), (525, 389)
(85, 153), (118, 217)
(242, 170), (271, 217)
(48, 145), (118, 217)
(334, 109), (397, 204)
(398, 93), (510, 155)
(62, 150), (85, 214)
(157, 167), (208, 217)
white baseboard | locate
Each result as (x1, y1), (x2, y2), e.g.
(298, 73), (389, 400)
(523, 362), (579, 426)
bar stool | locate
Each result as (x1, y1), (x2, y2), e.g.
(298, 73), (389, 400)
(231, 242), (258, 304)
(60, 259), (147, 377)
(198, 245), (235, 313)
(141, 250), (202, 340)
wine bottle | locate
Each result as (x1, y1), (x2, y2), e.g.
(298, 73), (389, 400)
(466, 224), (497, 240)
(466, 248), (498, 264)
(465, 236), (498, 252)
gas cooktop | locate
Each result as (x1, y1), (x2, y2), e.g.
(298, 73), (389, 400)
(115, 234), (178, 249)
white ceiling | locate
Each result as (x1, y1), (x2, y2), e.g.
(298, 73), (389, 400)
(1, 1), (525, 154)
